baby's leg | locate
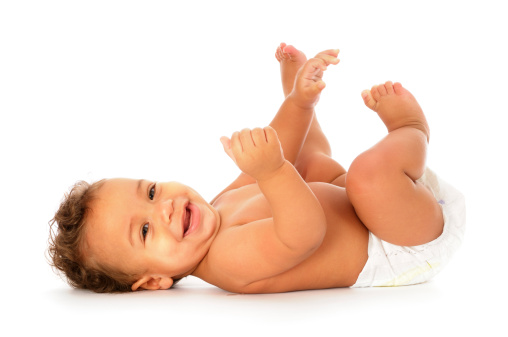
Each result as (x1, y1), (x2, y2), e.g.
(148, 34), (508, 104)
(276, 43), (346, 185)
(295, 119), (347, 186)
(346, 82), (443, 246)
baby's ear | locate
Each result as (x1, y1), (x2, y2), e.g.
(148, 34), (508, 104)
(131, 275), (174, 291)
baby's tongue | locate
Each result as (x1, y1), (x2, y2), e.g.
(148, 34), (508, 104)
(184, 209), (191, 233)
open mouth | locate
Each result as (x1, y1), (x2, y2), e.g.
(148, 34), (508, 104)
(183, 206), (192, 236)
(182, 203), (200, 237)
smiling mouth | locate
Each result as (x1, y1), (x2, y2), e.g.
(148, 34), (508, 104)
(183, 203), (200, 237)
(183, 206), (191, 235)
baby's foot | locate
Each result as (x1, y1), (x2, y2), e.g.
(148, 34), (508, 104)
(289, 49), (340, 109)
(275, 43), (307, 97)
(361, 82), (430, 141)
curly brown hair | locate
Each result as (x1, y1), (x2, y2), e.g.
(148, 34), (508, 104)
(48, 180), (135, 293)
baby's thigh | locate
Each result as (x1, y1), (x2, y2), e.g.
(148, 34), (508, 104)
(295, 152), (346, 184)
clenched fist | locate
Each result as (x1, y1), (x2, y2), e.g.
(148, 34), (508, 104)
(220, 126), (285, 181)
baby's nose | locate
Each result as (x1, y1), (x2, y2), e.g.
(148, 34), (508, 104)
(158, 199), (174, 224)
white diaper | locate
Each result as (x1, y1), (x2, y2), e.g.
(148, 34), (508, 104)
(351, 168), (466, 287)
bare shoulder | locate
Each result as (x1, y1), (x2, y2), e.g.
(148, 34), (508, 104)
(209, 173), (256, 204)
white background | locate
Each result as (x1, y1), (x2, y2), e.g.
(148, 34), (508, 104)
(1, 0), (506, 335)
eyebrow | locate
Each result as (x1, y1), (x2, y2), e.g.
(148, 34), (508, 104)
(128, 179), (145, 247)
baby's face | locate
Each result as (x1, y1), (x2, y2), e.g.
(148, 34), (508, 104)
(85, 178), (220, 288)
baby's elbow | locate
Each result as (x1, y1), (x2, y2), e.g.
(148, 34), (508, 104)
(308, 215), (327, 251)
(293, 214), (327, 257)
(276, 211), (327, 258)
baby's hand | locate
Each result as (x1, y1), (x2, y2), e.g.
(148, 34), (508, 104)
(289, 49), (340, 109)
(220, 126), (285, 181)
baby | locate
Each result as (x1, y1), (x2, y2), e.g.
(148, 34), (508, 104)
(48, 44), (465, 293)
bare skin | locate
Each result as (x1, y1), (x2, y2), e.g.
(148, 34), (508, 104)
(205, 47), (365, 292)
(195, 45), (443, 292)
(275, 43), (306, 98)
(85, 44), (444, 293)
(349, 82), (443, 246)
(275, 43), (347, 186)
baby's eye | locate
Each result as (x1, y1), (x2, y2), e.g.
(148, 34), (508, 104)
(149, 183), (156, 200)
(142, 223), (149, 240)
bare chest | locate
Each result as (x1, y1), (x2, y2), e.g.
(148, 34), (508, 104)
(212, 184), (272, 229)
(210, 183), (369, 292)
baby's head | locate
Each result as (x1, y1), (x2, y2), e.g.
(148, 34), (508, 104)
(48, 178), (220, 293)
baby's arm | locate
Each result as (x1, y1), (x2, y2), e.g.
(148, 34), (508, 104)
(216, 127), (326, 289)
(210, 50), (339, 204)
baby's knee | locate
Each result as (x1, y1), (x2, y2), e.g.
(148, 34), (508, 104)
(296, 152), (346, 183)
(346, 149), (393, 195)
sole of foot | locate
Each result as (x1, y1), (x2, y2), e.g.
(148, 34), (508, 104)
(275, 42), (308, 97)
(361, 81), (430, 141)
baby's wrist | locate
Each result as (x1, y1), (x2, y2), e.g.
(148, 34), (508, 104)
(255, 160), (291, 183)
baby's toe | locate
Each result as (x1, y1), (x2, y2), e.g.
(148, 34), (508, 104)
(377, 83), (388, 96)
(385, 81), (394, 95)
(371, 85), (381, 101)
(393, 82), (404, 95)
(282, 44), (298, 57)
(276, 43), (288, 61)
(362, 90), (377, 110)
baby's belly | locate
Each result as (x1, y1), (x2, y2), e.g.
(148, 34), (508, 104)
(249, 183), (370, 293)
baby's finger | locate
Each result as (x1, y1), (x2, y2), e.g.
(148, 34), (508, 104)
(251, 127), (267, 146)
(239, 128), (255, 151)
(220, 136), (236, 163)
(220, 136), (231, 150)
(264, 126), (280, 145)
(230, 131), (243, 160)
